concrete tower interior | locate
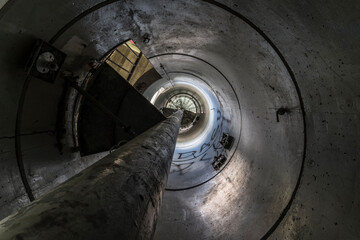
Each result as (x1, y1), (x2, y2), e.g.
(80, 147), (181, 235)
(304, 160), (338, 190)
(0, 0), (359, 239)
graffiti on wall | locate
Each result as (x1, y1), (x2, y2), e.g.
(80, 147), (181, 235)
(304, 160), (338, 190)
(170, 109), (230, 175)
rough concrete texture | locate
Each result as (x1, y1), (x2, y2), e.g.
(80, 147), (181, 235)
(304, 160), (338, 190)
(0, 111), (182, 240)
(0, 0), (359, 239)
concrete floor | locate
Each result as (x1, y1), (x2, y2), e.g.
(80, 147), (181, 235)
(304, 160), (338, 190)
(0, 0), (359, 239)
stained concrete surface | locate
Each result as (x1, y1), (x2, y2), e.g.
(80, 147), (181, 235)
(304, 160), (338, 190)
(0, 0), (359, 239)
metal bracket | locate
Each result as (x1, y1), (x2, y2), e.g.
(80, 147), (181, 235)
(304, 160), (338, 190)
(220, 133), (234, 150)
(25, 40), (66, 83)
(212, 154), (227, 171)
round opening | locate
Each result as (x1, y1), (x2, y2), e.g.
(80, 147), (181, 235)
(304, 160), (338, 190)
(143, 58), (241, 190)
(165, 93), (201, 133)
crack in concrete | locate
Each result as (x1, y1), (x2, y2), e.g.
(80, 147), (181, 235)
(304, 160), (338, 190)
(0, 130), (56, 140)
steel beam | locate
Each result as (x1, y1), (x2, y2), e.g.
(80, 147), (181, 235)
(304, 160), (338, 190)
(0, 111), (183, 240)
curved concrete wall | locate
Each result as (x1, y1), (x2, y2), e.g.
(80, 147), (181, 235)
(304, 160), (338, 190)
(0, 0), (359, 239)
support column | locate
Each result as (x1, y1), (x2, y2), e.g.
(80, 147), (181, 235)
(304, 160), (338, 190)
(0, 111), (183, 240)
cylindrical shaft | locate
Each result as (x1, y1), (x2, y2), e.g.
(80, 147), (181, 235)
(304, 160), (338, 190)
(0, 111), (183, 240)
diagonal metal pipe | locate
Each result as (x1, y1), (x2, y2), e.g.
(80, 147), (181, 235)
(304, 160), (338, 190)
(0, 110), (183, 240)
